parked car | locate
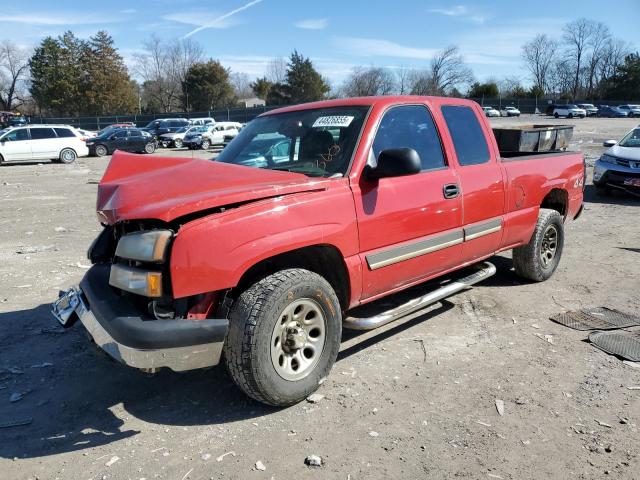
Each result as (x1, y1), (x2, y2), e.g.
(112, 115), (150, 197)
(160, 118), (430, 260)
(482, 106), (500, 117)
(553, 104), (586, 118)
(188, 117), (216, 126)
(85, 128), (156, 157)
(0, 112), (28, 128)
(158, 126), (192, 148)
(0, 125), (88, 164)
(597, 105), (628, 118)
(209, 122), (243, 145)
(593, 126), (640, 195)
(577, 104), (598, 116)
(76, 128), (97, 139)
(617, 104), (640, 117)
(97, 124), (137, 137)
(141, 118), (190, 139)
(53, 96), (584, 406)
(501, 106), (521, 117)
(183, 125), (216, 150)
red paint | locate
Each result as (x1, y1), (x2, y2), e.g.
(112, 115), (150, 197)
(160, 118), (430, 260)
(97, 96), (584, 309)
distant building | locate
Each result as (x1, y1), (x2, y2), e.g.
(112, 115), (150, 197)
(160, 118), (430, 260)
(237, 97), (266, 108)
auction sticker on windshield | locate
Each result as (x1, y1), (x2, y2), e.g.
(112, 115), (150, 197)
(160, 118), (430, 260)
(312, 116), (354, 128)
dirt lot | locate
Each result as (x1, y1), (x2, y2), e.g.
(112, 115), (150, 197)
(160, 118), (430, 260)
(1, 115), (639, 480)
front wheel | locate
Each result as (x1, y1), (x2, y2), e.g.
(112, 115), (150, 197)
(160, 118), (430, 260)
(144, 142), (155, 154)
(554, 112), (559, 118)
(94, 145), (108, 157)
(513, 208), (564, 282)
(224, 269), (342, 406)
(174, 138), (183, 148)
(201, 139), (211, 150)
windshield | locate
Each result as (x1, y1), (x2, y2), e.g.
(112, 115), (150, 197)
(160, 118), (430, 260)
(176, 127), (188, 133)
(190, 126), (209, 133)
(216, 106), (369, 178)
(619, 128), (640, 148)
(567, 104), (578, 109)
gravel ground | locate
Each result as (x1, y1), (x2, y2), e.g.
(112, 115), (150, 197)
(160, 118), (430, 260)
(1, 115), (639, 480)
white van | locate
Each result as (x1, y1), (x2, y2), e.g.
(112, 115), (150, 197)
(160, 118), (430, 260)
(0, 125), (89, 164)
(189, 117), (216, 126)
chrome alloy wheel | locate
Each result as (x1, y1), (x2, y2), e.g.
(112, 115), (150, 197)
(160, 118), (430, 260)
(540, 224), (558, 267)
(270, 298), (326, 381)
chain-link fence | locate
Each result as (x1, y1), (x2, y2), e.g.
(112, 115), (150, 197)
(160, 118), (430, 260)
(24, 98), (640, 130)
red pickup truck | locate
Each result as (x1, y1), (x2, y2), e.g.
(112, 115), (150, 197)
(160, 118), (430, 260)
(52, 96), (584, 406)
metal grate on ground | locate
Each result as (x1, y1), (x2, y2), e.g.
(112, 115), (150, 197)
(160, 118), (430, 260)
(589, 331), (640, 362)
(550, 307), (640, 331)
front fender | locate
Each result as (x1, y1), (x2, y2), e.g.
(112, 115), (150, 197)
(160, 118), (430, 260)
(169, 182), (359, 298)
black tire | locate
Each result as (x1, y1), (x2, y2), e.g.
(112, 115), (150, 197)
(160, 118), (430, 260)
(568, 113), (573, 118)
(513, 208), (564, 282)
(554, 112), (559, 118)
(224, 268), (342, 406)
(59, 148), (77, 164)
(0, 154), (4, 165)
(94, 145), (108, 157)
(629, 113), (635, 118)
(174, 138), (183, 148)
(201, 139), (211, 150)
(144, 142), (155, 154)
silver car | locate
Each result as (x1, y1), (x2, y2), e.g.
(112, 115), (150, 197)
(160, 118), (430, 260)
(618, 105), (640, 118)
(593, 126), (640, 194)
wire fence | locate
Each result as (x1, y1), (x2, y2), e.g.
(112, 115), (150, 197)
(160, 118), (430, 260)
(24, 97), (640, 131)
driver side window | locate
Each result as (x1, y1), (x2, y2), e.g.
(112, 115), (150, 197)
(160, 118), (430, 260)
(3, 129), (29, 141)
(372, 105), (446, 171)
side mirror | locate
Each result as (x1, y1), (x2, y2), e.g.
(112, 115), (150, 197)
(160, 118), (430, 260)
(603, 140), (617, 148)
(366, 148), (421, 180)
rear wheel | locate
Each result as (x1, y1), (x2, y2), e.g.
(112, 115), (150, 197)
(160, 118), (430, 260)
(59, 148), (77, 164)
(568, 113), (573, 118)
(224, 268), (342, 406)
(0, 153), (5, 165)
(513, 208), (564, 282)
(554, 112), (559, 118)
(94, 145), (108, 157)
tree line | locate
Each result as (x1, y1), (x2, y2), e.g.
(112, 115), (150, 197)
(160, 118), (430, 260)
(0, 18), (638, 117)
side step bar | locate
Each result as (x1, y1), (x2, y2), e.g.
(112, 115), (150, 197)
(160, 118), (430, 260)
(343, 262), (497, 331)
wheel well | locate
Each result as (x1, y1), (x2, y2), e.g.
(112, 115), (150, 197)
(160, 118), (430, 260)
(234, 245), (350, 311)
(541, 188), (568, 218)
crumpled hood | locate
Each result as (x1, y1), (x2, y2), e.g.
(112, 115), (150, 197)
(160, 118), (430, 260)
(97, 151), (326, 224)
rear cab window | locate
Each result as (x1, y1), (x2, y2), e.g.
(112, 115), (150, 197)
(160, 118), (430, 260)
(441, 105), (490, 166)
(372, 104), (446, 171)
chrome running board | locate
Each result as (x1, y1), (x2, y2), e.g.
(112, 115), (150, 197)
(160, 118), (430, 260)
(343, 262), (496, 330)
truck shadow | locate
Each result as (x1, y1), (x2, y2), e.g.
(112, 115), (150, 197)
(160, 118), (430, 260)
(583, 184), (640, 205)
(0, 256), (519, 460)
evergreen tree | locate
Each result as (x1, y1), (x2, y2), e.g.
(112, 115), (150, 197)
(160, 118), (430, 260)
(283, 51), (329, 104)
(182, 60), (235, 110)
(83, 31), (137, 115)
(250, 76), (273, 100)
(605, 53), (640, 99)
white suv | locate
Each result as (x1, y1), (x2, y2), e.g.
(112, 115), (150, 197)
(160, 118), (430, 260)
(553, 104), (586, 119)
(0, 125), (89, 164)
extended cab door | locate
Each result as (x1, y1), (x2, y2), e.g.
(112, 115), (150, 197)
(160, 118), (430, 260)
(439, 104), (505, 263)
(353, 104), (463, 301)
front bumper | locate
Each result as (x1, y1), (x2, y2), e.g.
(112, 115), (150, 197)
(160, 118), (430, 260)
(52, 264), (228, 372)
(593, 160), (640, 191)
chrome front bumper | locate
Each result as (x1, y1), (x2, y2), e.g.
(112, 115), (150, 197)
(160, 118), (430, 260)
(52, 265), (228, 372)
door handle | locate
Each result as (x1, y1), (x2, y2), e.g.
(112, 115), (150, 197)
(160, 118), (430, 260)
(443, 184), (460, 199)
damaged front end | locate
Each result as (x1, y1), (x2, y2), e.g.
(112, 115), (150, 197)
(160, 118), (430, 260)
(53, 220), (229, 372)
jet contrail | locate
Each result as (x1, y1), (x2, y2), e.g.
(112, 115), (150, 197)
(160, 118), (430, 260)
(183, 0), (264, 38)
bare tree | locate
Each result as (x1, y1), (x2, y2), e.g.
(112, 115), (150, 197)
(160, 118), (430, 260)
(412, 46), (474, 95)
(395, 66), (414, 95)
(521, 34), (558, 93)
(266, 57), (287, 84)
(341, 66), (396, 97)
(548, 59), (574, 98)
(498, 76), (525, 97)
(597, 38), (630, 92)
(582, 22), (611, 98)
(0, 41), (30, 110)
(562, 18), (597, 99)
(230, 72), (253, 98)
(134, 35), (203, 112)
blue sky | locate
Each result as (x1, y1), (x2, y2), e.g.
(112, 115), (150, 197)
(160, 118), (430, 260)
(2, 0), (639, 88)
